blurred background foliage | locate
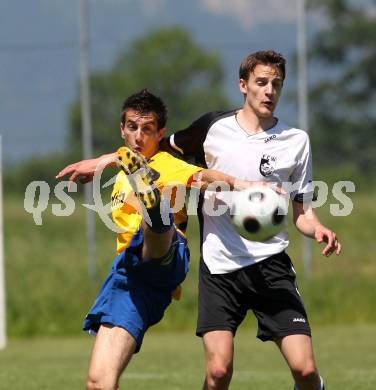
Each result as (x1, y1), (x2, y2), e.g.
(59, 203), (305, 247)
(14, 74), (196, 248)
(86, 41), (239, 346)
(5, 27), (231, 193)
(69, 27), (231, 155)
(5, 1), (376, 193)
(308, 0), (376, 176)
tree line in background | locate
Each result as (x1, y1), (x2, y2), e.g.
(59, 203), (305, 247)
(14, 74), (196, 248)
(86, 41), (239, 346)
(308, 0), (376, 176)
(5, 27), (230, 193)
(5, 0), (376, 193)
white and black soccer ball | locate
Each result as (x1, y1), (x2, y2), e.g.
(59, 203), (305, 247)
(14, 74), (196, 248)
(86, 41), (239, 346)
(231, 185), (288, 242)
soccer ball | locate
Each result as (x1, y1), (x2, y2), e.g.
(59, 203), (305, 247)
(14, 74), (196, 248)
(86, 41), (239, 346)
(231, 185), (288, 242)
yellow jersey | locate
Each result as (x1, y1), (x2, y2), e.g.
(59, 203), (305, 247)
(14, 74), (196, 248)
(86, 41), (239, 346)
(111, 151), (202, 254)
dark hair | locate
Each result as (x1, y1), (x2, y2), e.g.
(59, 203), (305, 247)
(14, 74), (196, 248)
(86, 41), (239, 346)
(120, 89), (167, 129)
(239, 50), (286, 81)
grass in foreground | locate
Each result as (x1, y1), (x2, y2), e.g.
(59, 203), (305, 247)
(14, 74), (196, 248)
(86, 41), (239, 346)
(4, 188), (376, 337)
(0, 325), (375, 389)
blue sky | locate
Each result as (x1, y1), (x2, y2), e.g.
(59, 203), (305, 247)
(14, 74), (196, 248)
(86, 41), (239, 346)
(1, 0), (371, 166)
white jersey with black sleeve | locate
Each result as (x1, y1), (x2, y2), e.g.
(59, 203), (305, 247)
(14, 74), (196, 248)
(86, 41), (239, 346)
(168, 110), (314, 274)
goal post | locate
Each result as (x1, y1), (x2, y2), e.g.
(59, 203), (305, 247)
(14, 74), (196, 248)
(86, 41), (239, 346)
(0, 135), (6, 349)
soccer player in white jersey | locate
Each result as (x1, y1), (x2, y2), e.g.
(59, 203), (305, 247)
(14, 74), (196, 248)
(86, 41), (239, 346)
(167, 50), (341, 390)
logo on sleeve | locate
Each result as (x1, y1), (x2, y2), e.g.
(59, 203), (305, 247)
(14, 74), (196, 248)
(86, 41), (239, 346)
(259, 154), (277, 177)
(292, 317), (306, 323)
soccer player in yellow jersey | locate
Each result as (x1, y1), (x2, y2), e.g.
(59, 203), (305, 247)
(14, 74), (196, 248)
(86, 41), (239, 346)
(57, 89), (248, 390)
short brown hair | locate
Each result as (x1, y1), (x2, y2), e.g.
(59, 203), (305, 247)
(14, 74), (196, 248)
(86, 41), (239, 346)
(120, 89), (167, 130)
(239, 50), (286, 81)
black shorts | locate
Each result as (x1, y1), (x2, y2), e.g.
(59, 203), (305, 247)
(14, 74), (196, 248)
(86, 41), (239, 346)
(196, 251), (311, 342)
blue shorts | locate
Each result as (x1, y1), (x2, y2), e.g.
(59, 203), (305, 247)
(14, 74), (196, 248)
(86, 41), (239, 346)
(83, 228), (189, 352)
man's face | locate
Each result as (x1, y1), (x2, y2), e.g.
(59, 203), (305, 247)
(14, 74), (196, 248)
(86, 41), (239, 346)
(120, 109), (165, 159)
(239, 64), (283, 118)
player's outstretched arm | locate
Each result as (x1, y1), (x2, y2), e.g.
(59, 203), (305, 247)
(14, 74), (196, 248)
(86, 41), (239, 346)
(292, 201), (341, 257)
(192, 169), (282, 192)
(191, 169), (238, 190)
(56, 152), (118, 184)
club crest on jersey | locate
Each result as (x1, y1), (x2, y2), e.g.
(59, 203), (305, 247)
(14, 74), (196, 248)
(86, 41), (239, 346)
(259, 154), (276, 177)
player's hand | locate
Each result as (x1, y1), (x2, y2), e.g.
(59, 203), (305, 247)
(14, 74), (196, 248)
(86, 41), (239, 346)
(56, 158), (100, 185)
(314, 225), (341, 257)
(56, 153), (118, 185)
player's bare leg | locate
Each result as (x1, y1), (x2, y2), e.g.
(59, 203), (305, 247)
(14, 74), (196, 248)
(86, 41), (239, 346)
(86, 324), (136, 390)
(117, 146), (174, 259)
(202, 330), (234, 390)
(275, 334), (323, 390)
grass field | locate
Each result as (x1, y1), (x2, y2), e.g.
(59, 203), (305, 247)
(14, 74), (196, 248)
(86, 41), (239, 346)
(1, 325), (376, 389)
(4, 186), (376, 337)
(2, 180), (376, 388)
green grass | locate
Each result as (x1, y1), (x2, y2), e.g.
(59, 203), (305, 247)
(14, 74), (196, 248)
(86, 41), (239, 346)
(2, 185), (376, 388)
(3, 182), (376, 336)
(0, 326), (376, 389)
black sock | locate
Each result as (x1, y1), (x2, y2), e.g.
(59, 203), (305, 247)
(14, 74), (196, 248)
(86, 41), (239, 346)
(141, 189), (173, 233)
(294, 377), (324, 390)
